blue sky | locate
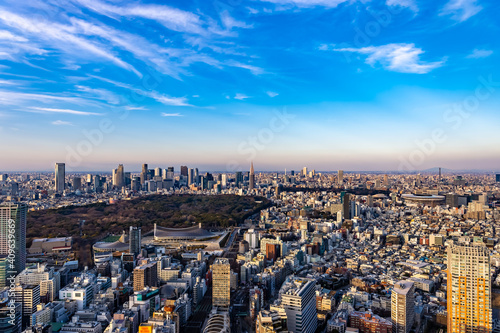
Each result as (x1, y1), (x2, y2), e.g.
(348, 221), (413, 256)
(0, 0), (499, 172)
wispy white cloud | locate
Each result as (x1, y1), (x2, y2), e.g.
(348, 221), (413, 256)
(247, 7), (260, 14)
(220, 11), (253, 30)
(234, 93), (251, 100)
(466, 48), (493, 59)
(126, 106), (147, 110)
(441, 0), (482, 22)
(258, 0), (349, 8)
(0, 8), (141, 76)
(333, 43), (444, 74)
(0, 90), (99, 106)
(74, 0), (205, 35)
(386, 0), (419, 13)
(266, 91), (279, 97)
(0, 79), (19, 85)
(52, 120), (74, 126)
(27, 107), (102, 116)
(75, 85), (120, 104)
(227, 61), (265, 75)
(88, 75), (191, 106)
(0, 29), (27, 42)
(161, 112), (183, 117)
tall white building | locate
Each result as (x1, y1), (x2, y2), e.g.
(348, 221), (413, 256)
(279, 276), (317, 333)
(338, 170), (344, 186)
(59, 273), (96, 310)
(245, 229), (259, 249)
(391, 280), (415, 333)
(55, 163), (65, 192)
(447, 242), (492, 333)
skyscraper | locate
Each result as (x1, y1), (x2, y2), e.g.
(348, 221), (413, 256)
(447, 242), (492, 333)
(235, 171), (243, 187)
(212, 258), (230, 308)
(280, 277), (317, 333)
(13, 284), (40, 329)
(0, 203), (27, 275)
(188, 168), (194, 186)
(114, 164), (125, 188)
(249, 162), (255, 190)
(129, 226), (141, 256)
(391, 280), (415, 333)
(180, 166), (188, 177)
(338, 170), (344, 186)
(342, 192), (351, 220)
(141, 164), (148, 184)
(55, 163), (65, 193)
(73, 177), (81, 191)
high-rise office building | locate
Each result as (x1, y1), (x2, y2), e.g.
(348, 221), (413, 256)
(496, 174), (500, 183)
(73, 177), (81, 191)
(141, 164), (148, 184)
(236, 171), (243, 187)
(129, 226), (141, 256)
(133, 262), (157, 292)
(0, 203), (27, 275)
(188, 168), (194, 186)
(447, 242), (492, 333)
(212, 258), (230, 308)
(166, 167), (174, 180)
(180, 166), (188, 177)
(280, 277), (317, 333)
(338, 170), (344, 186)
(391, 280), (415, 333)
(302, 167), (307, 177)
(154, 167), (162, 177)
(55, 163), (65, 193)
(342, 193), (351, 220)
(15, 264), (60, 302)
(113, 164), (125, 188)
(249, 162), (255, 190)
(13, 284), (40, 329)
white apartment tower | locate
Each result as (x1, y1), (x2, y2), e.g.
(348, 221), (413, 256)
(280, 277), (317, 333)
(391, 280), (415, 333)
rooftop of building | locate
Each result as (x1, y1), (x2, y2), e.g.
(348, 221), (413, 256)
(393, 280), (414, 295)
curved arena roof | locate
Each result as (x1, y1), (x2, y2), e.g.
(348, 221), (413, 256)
(154, 224), (218, 241)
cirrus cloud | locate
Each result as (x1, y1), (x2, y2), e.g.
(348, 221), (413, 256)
(333, 43), (445, 74)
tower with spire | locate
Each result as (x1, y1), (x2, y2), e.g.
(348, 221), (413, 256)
(249, 162), (255, 190)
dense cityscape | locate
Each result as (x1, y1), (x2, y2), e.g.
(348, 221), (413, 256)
(2, 163), (500, 333)
(1, 0), (499, 333)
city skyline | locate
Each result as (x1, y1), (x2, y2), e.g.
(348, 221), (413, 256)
(1, 0), (499, 171)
